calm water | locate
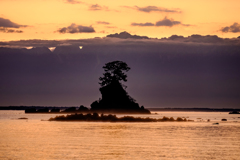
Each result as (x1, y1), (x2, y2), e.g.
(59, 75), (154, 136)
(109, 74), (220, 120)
(0, 111), (240, 160)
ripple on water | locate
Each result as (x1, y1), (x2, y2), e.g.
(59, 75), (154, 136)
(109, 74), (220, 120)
(0, 111), (240, 160)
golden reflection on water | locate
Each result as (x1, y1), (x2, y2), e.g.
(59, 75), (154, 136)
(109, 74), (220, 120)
(0, 111), (240, 160)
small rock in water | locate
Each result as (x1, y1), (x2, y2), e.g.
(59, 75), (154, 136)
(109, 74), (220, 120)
(18, 117), (28, 119)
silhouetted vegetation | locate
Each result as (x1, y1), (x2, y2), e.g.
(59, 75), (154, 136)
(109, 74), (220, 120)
(229, 111), (240, 114)
(50, 108), (60, 113)
(91, 61), (151, 114)
(99, 61), (130, 86)
(49, 113), (192, 122)
(78, 105), (89, 112)
(24, 106), (89, 113)
(25, 108), (37, 113)
(62, 107), (76, 112)
(37, 108), (49, 113)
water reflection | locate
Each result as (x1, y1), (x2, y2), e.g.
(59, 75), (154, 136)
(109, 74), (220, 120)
(0, 111), (240, 160)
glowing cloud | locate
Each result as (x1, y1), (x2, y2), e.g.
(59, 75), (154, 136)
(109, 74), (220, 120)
(131, 17), (190, 27)
(155, 17), (181, 27)
(96, 21), (110, 25)
(221, 23), (240, 33)
(0, 28), (23, 33)
(57, 23), (95, 34)
(135, 6), (181, 13)
(65, 0), (82, 4)
(25, 47), (33, 49)
(48, 47), (56, 52)
(0, 17), (27, 28)
(89, 4), (109, 11)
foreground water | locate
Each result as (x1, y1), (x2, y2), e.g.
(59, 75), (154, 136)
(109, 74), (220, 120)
(0, 111), (240, 160)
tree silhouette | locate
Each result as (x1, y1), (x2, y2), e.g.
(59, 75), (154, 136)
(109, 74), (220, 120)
(99, 61), (130, 86)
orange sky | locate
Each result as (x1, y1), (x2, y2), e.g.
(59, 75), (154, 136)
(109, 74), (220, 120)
(0, 0), (240, 41)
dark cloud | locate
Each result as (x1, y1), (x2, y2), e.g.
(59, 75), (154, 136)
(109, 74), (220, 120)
(166, 35), (185, 40)
(0, 28), (23, 33)
(132, 17), (190, 27)
(221, 23), (240, 33)
(0, 17), (27, 28)
(106, 31), (149, 39)
(89, 4), (109, 11)
(1, 32), (239, 47)
(96, 21), (110, 25)
(135, 6), (181, 13)
(186, 34), (224, 43)
(0, 38), (240, 108)
(99, 30), (107, 33)
(104, 32), (235, 44)
(65, 0), (82, 4)
(155, 17), (181, 27)
(57, 23), (95, 34)
(162, 34), (227, 44)
(131, 22), (155, 26)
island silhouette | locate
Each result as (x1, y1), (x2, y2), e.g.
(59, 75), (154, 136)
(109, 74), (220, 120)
(49, 113), (191, 122)
(25, 61), (150, 114)
(90, 61), (150, 114)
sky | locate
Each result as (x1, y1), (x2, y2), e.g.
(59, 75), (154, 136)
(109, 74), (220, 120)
(0, 0), (240, 108)
(1, 37), (240, 108)
(0, 0), (240, 41)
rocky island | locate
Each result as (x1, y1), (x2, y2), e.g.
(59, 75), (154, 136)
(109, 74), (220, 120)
(25, 61), (150, 114)
(90, 61), (150, 114)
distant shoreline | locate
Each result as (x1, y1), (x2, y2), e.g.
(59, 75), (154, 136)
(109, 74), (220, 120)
(0, 106), (239, 112)
(148, 108), (240, 112)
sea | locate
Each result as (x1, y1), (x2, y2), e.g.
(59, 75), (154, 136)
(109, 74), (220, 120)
(0, 110), (240, 160)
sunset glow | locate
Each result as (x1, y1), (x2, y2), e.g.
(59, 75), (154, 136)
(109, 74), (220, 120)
(1, 0), (240, 41)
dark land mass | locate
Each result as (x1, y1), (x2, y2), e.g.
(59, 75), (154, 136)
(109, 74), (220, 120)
(18, 117), (28, 119)
(229, 111), (240, 114)
(149, 108), (240, 112)
(90, 61), (150, 114)
(49, 113), (192, 122)
(0, 106), (239, 113)
(90, 79), (150, 114)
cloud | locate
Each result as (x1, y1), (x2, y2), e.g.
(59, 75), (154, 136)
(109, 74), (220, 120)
(65, 0), (82, 4)
(131, 22), (155, 27)
(106, 26), (117, 28)
(132, 17), (190, 27)
(0, 28), (23, 33)
(156, 17), (181, 27)
(106, 31), (149, 39)
(57, 23), (95, 34)
(220, 23), (240, 33)
(1, 37), (240, 108)
(162, 34), (225, 44)
(96, 21), (110, 25)
(135, 6), (181, 13)
(0, 17), (27, 28)
(89, 4), (109, 11)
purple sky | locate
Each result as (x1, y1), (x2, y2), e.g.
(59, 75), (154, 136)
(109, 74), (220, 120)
(0, 33), (240, 108)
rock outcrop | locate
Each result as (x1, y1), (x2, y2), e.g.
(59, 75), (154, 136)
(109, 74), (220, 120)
(90, 80), (150, 114)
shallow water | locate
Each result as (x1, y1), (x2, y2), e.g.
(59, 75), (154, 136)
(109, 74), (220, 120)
(0, 111), (240, 160)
